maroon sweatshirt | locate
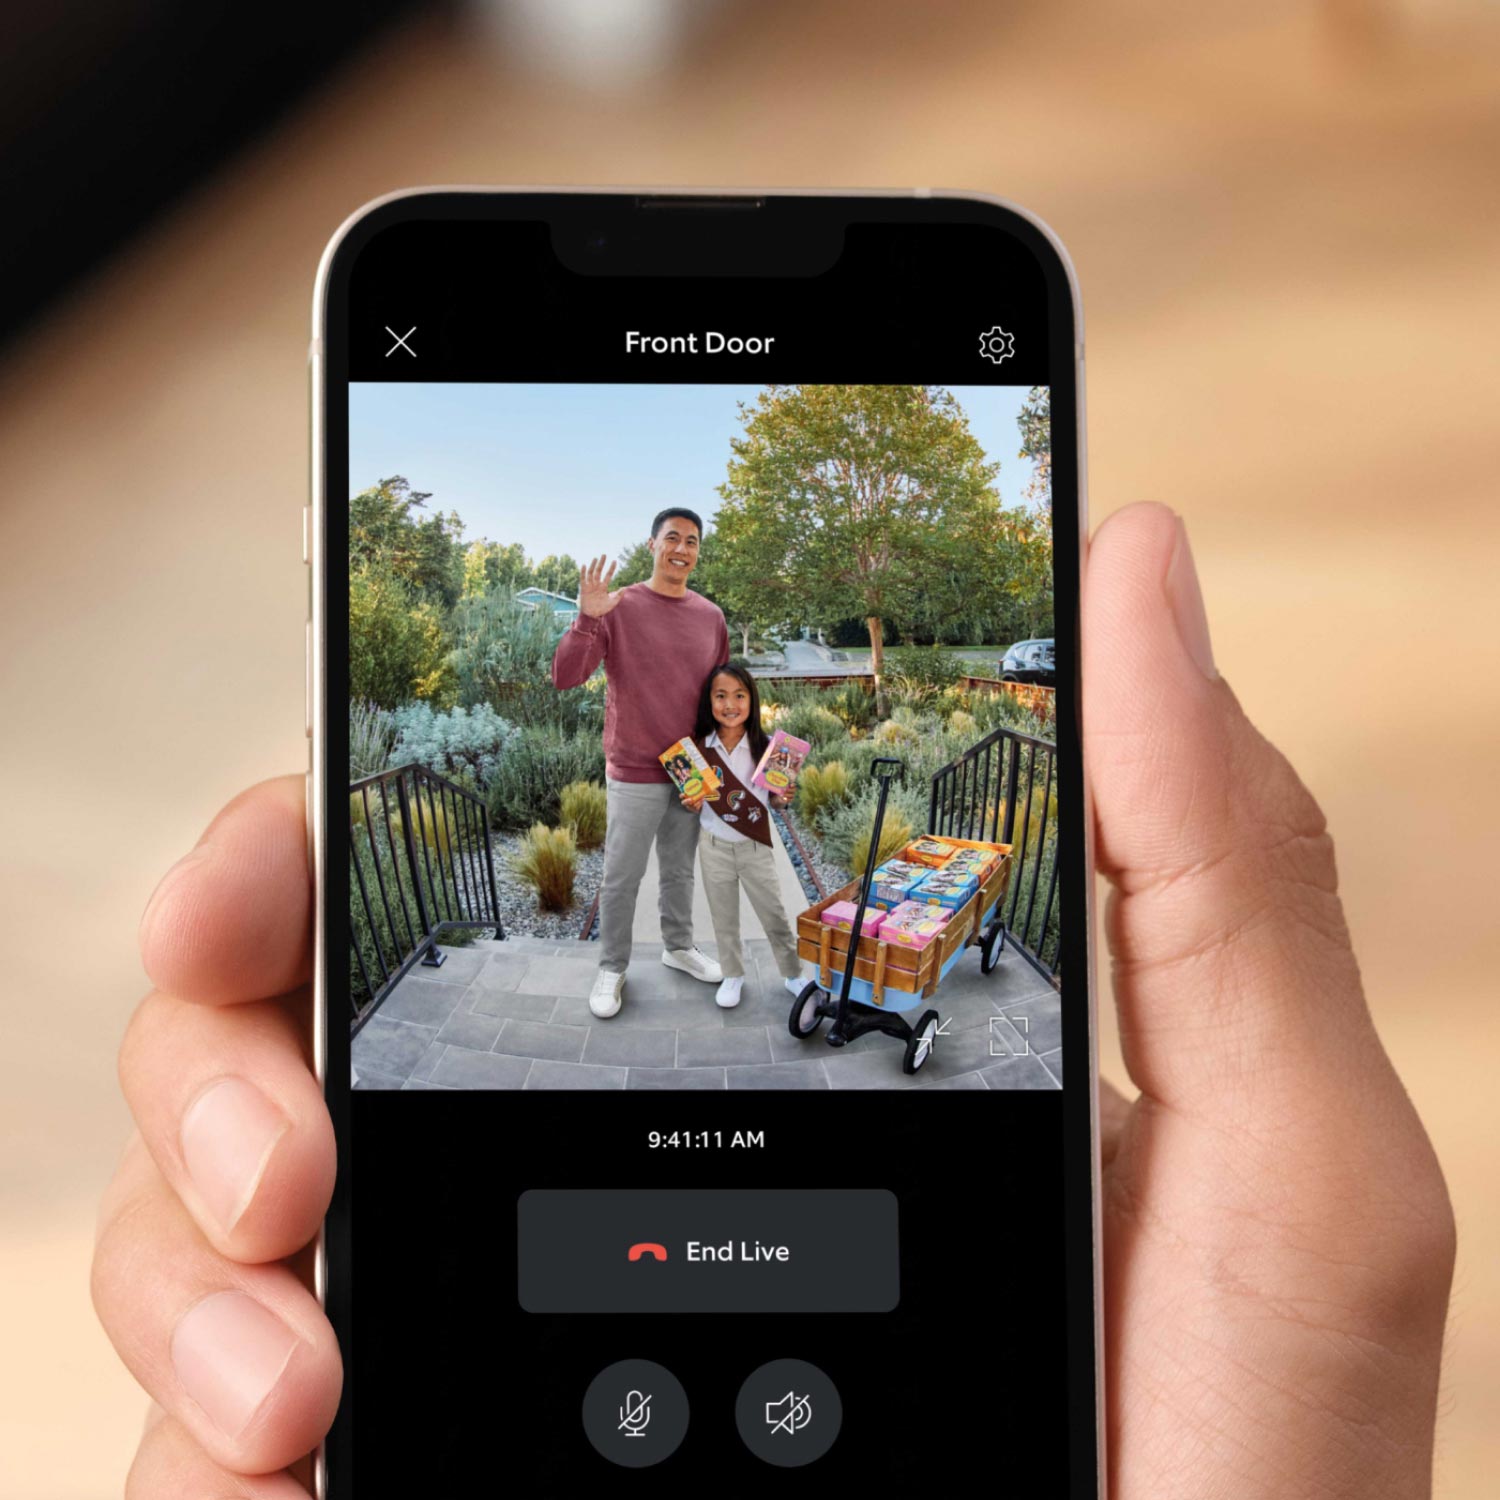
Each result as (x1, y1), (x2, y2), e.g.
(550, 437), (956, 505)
(552, 584), (730, 783)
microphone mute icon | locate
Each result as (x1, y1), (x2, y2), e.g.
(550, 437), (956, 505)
(619, 1389), (653, 1438)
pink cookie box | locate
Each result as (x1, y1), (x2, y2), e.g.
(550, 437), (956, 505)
(751, 730), (811, 796)
(878, 901), (953, 949)
(820, 900), (884, 937)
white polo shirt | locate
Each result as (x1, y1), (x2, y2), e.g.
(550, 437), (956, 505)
(698, 729), (773, 845)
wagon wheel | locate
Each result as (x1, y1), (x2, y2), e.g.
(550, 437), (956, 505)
(980, 921), (1007, 974)
(788, 982), (828, 1039)
(902, 1009), (941, 1074)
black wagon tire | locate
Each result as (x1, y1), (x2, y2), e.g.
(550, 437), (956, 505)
(980, 921), (1006, 974)
(788, 983), (827, 1039)
(903, 1009), (941, 1074)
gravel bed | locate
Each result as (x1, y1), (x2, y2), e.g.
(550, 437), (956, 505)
(775, 807), (853, 903)
(489, 832), (604, 943)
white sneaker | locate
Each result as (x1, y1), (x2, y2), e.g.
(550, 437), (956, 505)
(784, 977), (808, 998)
(716, 976), (744, 1009)
(662, 947), (723, 984)
(589, 969), (625, 1018)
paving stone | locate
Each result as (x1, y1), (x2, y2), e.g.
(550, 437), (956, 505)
(468, 951), (534, 995)
(401, 1078), (456, 1090)
(409, 1041), (448, 1082)
(352, 1067), (405, 1091)
(675, 1028), (775, 1068)
(579, 1027), (678, 1069)
(372, 976), (466, 1029)
(726, 1061), (829, 1090)
(468, 988), (559, 1022)
(524, 1059), (627, 1090)
(428, 1048), (533, 1090)
(421, 945), (488, 985)
(718, 982), (792, 1029)
(985, 951), (1060, 1004)
(1039, 1048), (1063, 1085)
(515, 954), (606, 999)
(494, 1020), (589, 1063)
(434, 1011), (505, 1053)
(352, 1018), (437, 1082)
(549, 990), (722, 1030)
(998, 992), (1063, 1057)
(627, 1067), (727, 1090)
(921, 1070), (989, 1090)
(978, 1051), (1060, 1090)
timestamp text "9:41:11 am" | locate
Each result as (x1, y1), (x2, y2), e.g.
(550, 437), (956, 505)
(647, 1130), (766, 1149)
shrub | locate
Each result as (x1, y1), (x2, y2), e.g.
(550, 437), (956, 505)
(349, 561), (453, 709)
(350, 700), (396, 780)
(559, 779), (607, 850)
(389, 701), (516, 789)
(882, 644), (966, 707)
(510, 823), (577, 911)
(872, 717), (918, 747)
(946, 709), (978, 740)
(780, 702), (848, 751)
(447, 588), (591, 731)
(797, 760), (850, 828)
(822, 677), (878, 729)
(818, 780), (927, 878)
(487, 725), (606, 831)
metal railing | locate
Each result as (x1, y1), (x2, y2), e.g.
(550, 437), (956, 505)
(350, 763), (503, 1031)
(928, 726), (1060, 982)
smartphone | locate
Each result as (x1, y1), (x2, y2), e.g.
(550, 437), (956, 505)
(310, 188), (1098, 1495)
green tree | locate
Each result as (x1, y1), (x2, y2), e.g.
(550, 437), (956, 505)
(612, 539), (655, 587)
(694, 523), (791, 656)
(348, 560), (452, 709)
(531, 554), (581, 597)
(462, 539), (533, 598)
(1017, 386), (1051, 519)
(447, 588), (586, 729)
(350, 476), (466, 608)
(715, 385), (1005, 703)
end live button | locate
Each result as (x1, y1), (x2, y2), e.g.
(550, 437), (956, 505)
(517, 1189), (899, 1314)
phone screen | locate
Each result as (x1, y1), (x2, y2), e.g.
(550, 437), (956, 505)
(316, 193), (1097, 1494)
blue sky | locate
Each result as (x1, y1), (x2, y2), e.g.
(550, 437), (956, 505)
(349, 384), (1043, 563)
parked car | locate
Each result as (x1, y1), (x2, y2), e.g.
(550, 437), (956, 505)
(999, 638), (1056, 686)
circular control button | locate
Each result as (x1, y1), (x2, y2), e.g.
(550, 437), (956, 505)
(582, 1359), (689, 1468)
(734, 1359), (842, 1467)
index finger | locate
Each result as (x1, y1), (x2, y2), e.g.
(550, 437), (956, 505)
(140, 776), (311, 1006)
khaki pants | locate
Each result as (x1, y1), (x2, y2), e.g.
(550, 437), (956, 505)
(599, 779), (700, 973)
(697, 830), (802, 981)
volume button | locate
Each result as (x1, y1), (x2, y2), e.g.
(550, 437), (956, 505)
(302, 505), (311, 565)
(305, 621), (313, 738)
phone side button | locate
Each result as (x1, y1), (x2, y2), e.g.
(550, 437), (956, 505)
(302, 505), (310, 565)
(305, 621), (313, 738)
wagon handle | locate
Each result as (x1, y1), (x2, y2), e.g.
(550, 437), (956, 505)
(828, 757), (908, 1043)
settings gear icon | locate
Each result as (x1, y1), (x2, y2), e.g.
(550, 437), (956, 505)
(978, 325), (1016, 365)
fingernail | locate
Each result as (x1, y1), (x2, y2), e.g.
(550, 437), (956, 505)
(180, 1078), (290, 1233)
(1165, 517), (1218, 680)
(172, 1291), (298, 1438)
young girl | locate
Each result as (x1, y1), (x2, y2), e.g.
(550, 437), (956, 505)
(680, 663), (808, 1008)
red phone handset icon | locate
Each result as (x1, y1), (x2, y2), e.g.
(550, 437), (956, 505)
(627, 1242), (668, 1263)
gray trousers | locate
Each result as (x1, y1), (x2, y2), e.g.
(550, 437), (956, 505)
(697, 829), (802, 981)
(599, 779), (700, 972)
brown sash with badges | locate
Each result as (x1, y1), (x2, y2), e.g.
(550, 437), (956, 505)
(699, 742), (774, 847)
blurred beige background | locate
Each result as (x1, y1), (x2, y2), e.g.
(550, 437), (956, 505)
(1, 1), (1496, 1494)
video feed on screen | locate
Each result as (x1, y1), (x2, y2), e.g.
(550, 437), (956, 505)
(347, 383), (1061, 1093)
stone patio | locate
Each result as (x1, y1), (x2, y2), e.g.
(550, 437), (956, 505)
(352, 932), (1063, 1091)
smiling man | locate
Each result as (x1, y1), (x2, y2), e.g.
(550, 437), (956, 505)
(552, 508), (729, 1016)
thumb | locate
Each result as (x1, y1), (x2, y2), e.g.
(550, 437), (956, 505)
(1084, 504), (1377, 1115)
